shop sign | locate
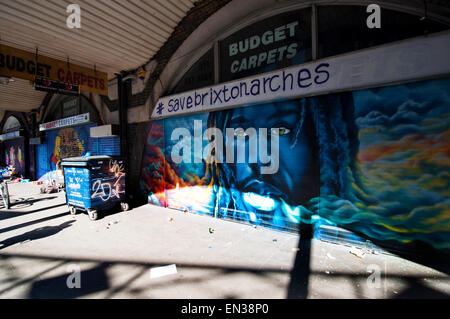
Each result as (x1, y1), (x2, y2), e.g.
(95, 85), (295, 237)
(152, 32), (450, 119)
(39, 113), (90, 131)
(0, 44), (108, 96)
(219, 9), (311, 82)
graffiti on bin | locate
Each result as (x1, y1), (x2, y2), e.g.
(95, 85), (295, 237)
(91, 160), (125, 202)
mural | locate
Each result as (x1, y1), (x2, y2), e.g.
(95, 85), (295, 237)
(140, 77), (450, 254)
(4, 140), (25, 177)
(36, 124), (95, 180)
(51, 127), (88, 169)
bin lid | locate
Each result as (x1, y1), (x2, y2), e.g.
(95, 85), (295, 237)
(60, 155), (123, 167)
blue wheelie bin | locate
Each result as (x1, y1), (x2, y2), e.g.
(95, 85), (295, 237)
(61, 155), (129, 220)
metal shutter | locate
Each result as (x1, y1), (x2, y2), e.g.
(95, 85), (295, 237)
(88, 136), (120, 156)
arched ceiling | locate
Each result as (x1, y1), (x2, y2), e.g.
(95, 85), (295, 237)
(0, 0), (196, 78)
(0, 0), (197, 112)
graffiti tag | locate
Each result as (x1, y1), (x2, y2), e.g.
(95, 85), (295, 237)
(91, 160), (125, 202)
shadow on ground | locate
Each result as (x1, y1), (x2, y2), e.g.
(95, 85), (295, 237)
(287, 219), (449, 299)
(0, 221), (74, 250)
(0, 211), (70, 235)
(9, 196), (59, 209)
(0, 190), (448, 299)
(0, 250), (447, 299)
(0, 196), (61, 217)
(28, 262), (110, 299)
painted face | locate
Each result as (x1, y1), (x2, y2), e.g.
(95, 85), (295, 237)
(223, 101), (318, 225)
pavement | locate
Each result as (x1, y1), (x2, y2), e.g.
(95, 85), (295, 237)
(0, 182), (448, 299)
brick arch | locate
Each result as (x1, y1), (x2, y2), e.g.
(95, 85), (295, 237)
(40, 93), (102, 125)
(0, 111), (31, 136)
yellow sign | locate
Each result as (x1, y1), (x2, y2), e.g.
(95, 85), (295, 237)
(0, 44), (108, 96)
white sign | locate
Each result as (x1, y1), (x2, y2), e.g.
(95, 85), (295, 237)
(0, 130), (21, 141)
(152, 31), (450, 119)
(39, 113), (90, 131)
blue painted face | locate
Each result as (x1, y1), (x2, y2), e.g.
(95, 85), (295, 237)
(224, 101), (317, 225)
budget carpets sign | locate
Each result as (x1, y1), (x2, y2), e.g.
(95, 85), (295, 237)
(0, 44), (108, 96)
(219, 8), (311, 82)
(39, 113), (90, 132)
(152, 32), (450, 119)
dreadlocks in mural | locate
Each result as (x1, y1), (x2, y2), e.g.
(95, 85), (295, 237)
(206, 98), (322, 230)
(140, 77), (450, 253)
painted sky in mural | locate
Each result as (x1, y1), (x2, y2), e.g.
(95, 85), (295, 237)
(350, 78), (450, 250)
(140, 77), (450, 252)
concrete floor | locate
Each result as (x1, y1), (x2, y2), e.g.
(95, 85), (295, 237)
(0, 182), (448, 299)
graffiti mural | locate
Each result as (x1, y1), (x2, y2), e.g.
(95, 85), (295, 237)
(36, 124), (95, 180)
(51, 127), (89, 169)
(139, 77), (450, 254)
(4, 139), (25, 177)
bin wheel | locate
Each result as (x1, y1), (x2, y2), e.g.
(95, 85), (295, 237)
(69, 206), (77, 215)
(121, 202), (130, 212)
(88, 209), (98, 221)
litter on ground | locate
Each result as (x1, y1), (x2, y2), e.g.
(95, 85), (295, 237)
(349, 246), (366, 258)
(150, 264), (177, 279)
